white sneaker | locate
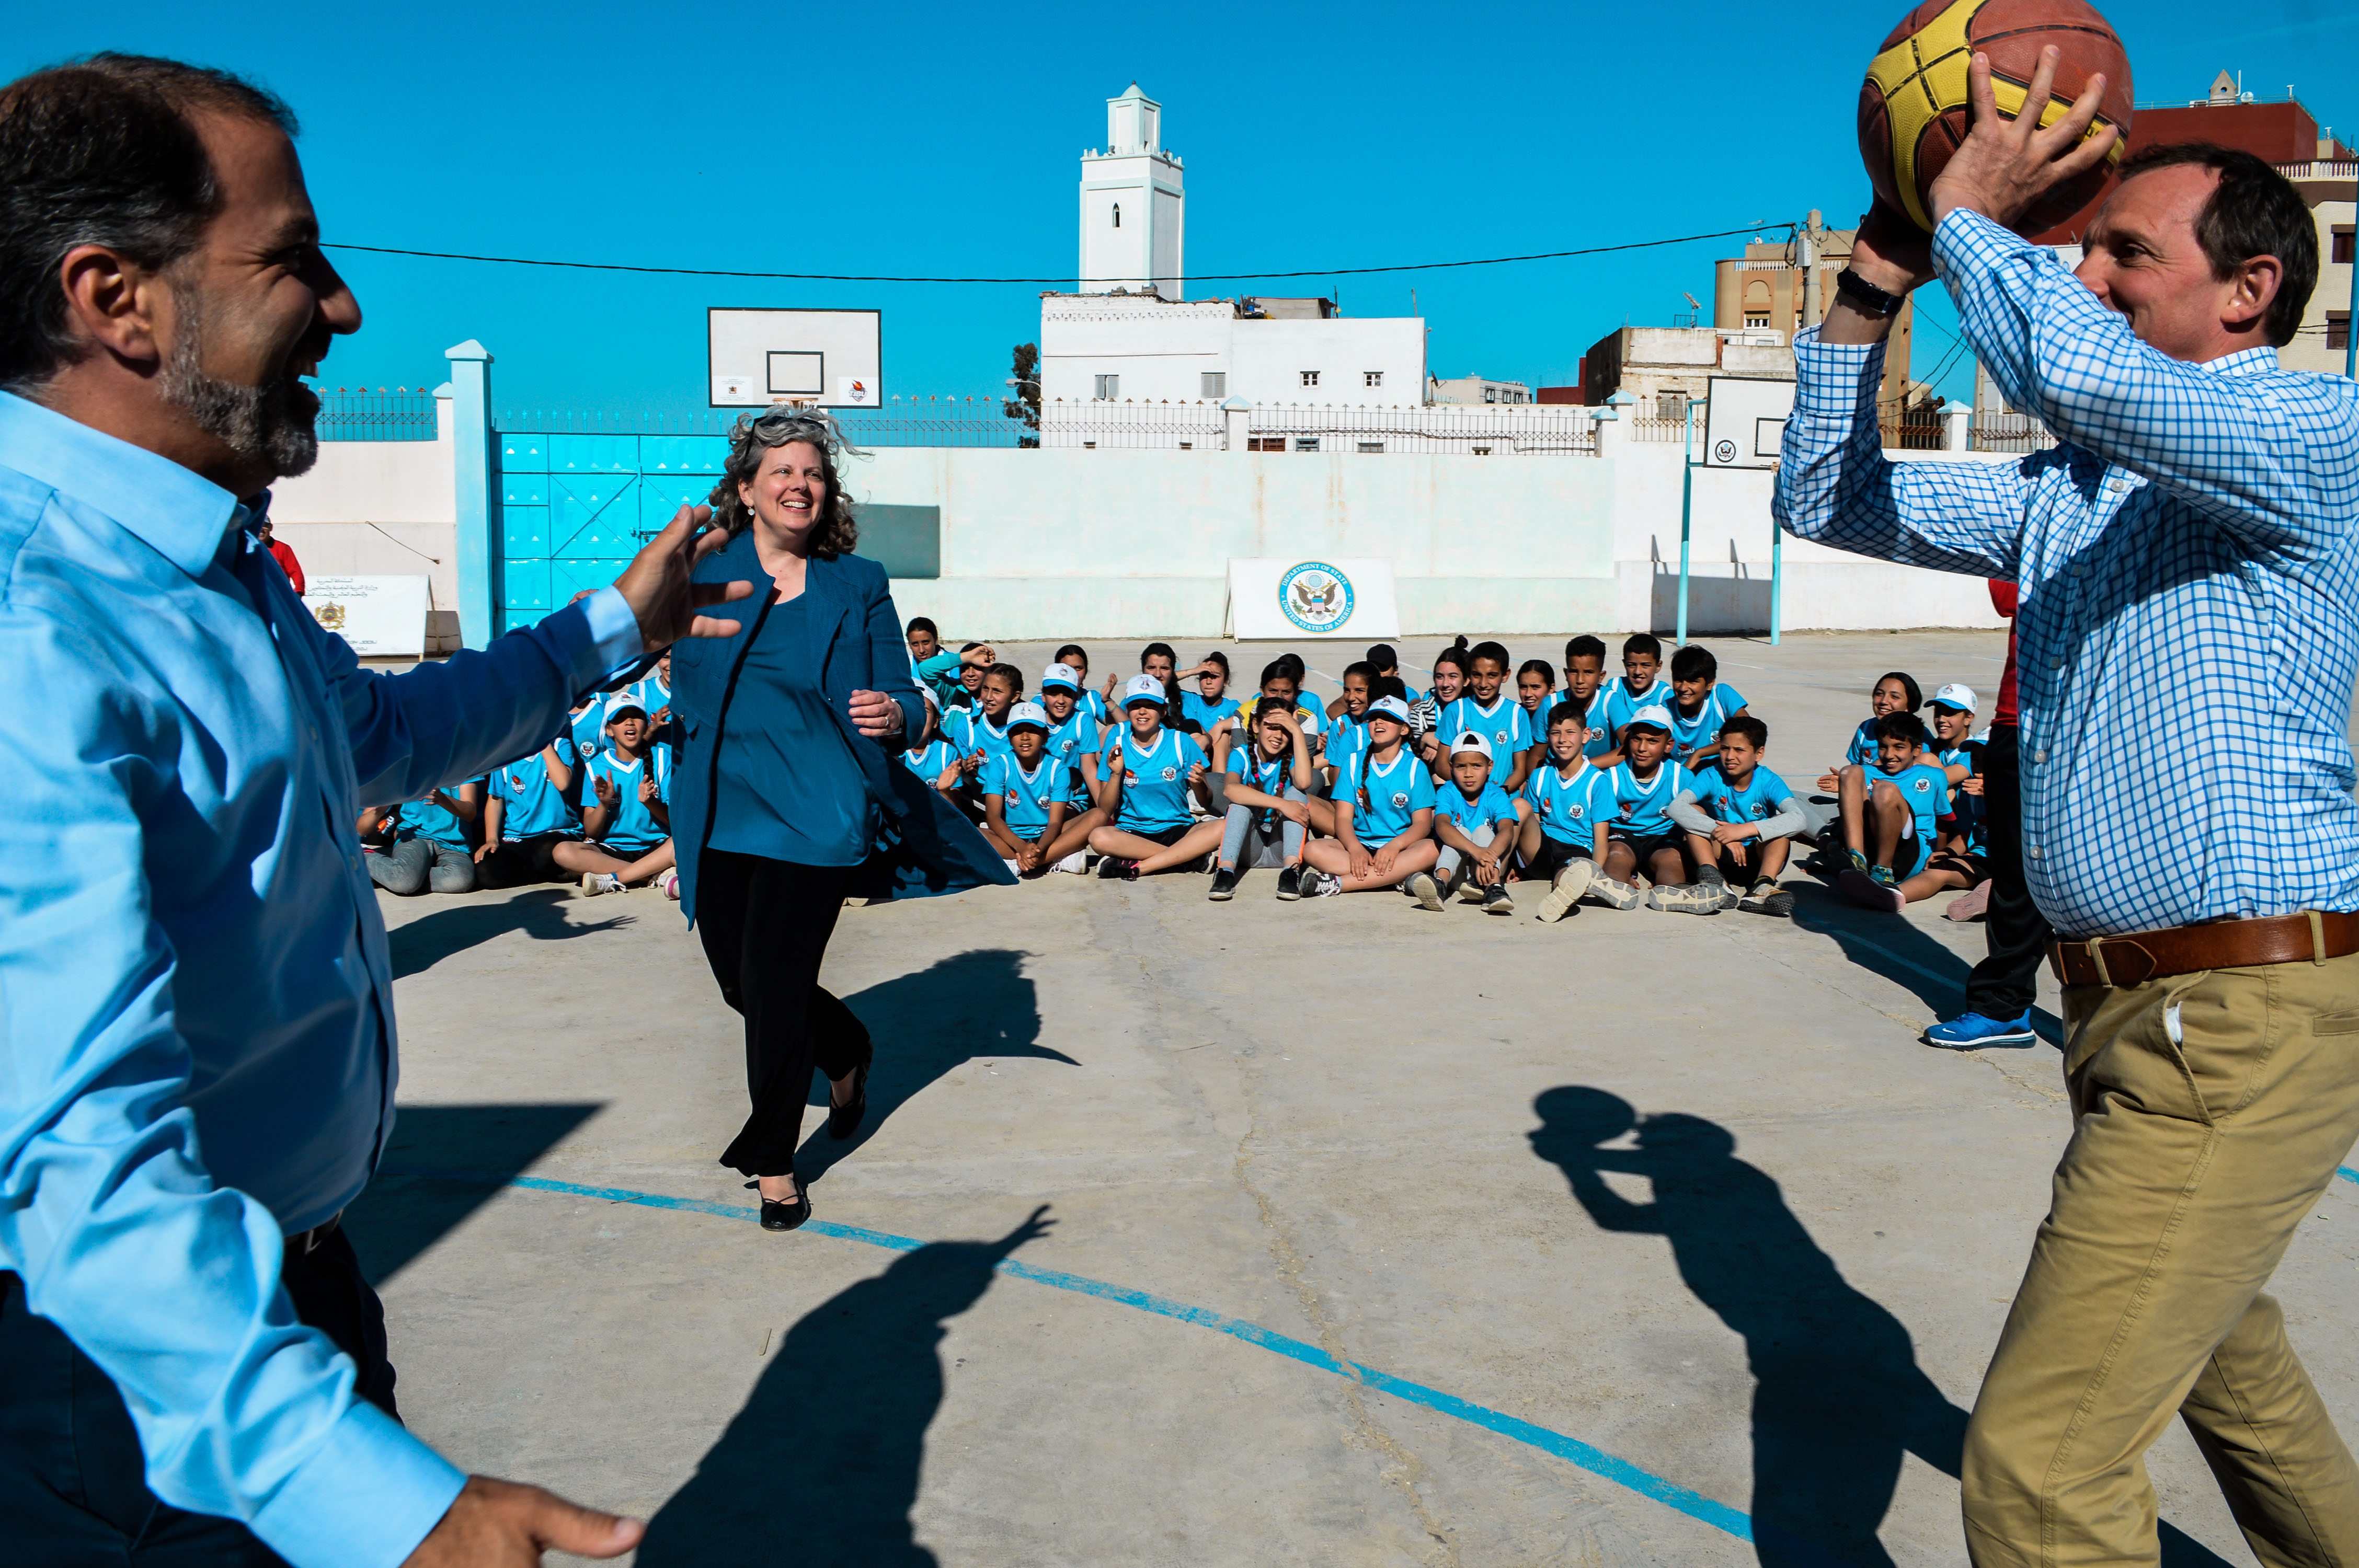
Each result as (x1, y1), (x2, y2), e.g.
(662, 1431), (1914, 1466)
(1003, 858), (1021, 876)
(1053, 850), (1088, 874)
(1454, 874), (1485, 905)
(1586, 873), (1644, 911)
(660, 870), (680, 901)
(1535, 859), (1597, 923)
(1647, 881), (1723, 916)
(1406, 870), (1445, 911)
(579, 872), (620, 897)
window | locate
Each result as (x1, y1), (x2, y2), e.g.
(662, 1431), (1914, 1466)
(1357, 441), (1384, 453)
(1200, 372), (1227, 399)
(1658, 391), (1689, 422)
(1299, 371), (1320, 388)
(1094, 374), (1119, 400)
(1483, 387), (1497, 403)
(1364, 371), (1383, 387)
(2331, 313), (2351, 351)
(1744, 313), (1772, 327)
(1248, 436), (1286, 452)
(1471, 445), (1493, 456)
(1295, 437), (1320, 452)
(1112, 203), (1121, 228)
(2335, 227), (2354, 264)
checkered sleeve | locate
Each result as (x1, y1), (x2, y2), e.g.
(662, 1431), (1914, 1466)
(1773, 327), (2030, 578)
(1934, 207), (2359, 558)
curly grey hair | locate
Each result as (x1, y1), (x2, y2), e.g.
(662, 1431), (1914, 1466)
(708, 406), (864, 554)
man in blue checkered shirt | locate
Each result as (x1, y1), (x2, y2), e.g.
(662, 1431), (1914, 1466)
(1776, 49), (2359, 1568)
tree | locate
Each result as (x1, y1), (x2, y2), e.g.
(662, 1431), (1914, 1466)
(1003, 343), (1040, 448)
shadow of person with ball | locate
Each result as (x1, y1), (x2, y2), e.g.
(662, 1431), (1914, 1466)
(1527, 1088), (2236, 1568)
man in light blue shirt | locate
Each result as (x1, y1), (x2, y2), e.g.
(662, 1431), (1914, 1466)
(0, 56), (745, 1568)
(1773, 52), (2359, 1565)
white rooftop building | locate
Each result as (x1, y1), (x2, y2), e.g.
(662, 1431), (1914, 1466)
(1041, 85), (1426, 414)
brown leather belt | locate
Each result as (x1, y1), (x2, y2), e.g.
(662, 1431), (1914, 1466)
(2049, 910), (2359, 988)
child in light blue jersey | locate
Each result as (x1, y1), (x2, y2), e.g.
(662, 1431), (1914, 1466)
(477, 734), (582, 887)
(1438, 641), (1538, 793)
(1834, 711), (1954, 914)
(981, 702), (1076, 877)
(1039, 664), (1105, 857)
(1515, 660), (1558, 747)
(567, 693), (608, 766)
(1298, 696), (1440, 898)
(1671, 716), (1803, 917)
(1663, 643), (1750, 770)
(945, 664), (1023, 773)
(363, 777), (486, 895)
(1320, 662), (1376, 795)
(1413, 641), (1470, 769)
(1056, 644), (1111, 729)
(554, 703), (675, 895)
(1427, 732), (1524, 915)
(1089, 675), (1221, 879)
(1519, 703), (1637, 921)
(629, 650), (675, 741)
(1210, 700), (1315, 902)
(1601, 707), (1709, 913)
(1559, 636), (1616, 761)
(1599, 633), (1674, 749)
(1178, 650), (1241, 740)
(901, 735), (965, 792)
(1816, 670), (1922, 797)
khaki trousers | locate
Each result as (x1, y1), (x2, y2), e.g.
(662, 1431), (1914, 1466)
(1963, 949), (2359, 1567)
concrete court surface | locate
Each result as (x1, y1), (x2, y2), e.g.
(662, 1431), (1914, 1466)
(353, 630), (2359, 1568)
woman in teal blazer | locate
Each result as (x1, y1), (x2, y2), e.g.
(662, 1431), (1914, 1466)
(666, 409), (1011, 1231)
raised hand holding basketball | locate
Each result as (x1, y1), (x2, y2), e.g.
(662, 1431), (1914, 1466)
(1930, 47), (2119, 234)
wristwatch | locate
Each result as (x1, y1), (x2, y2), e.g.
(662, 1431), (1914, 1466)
(1835, 267), (1905, 318)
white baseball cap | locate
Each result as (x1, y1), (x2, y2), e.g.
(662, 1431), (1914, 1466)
(1366, 695), (1413, 727)
(1121, 673), (1167, 707)
(1931, 683), (1978, 712)
(1041, 662), (1082, 694)
(1450, 730), (1493, 759)
(1624, 704), (1674, 733)
(1007, 701), (1050, 731)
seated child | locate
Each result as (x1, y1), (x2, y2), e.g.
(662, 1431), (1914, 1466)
(981, 701), (1078, 877)
(1662, 644), (1749, 770)
(364, 779), (486, 896)
(1598, 633), (1673, 752)
(1366, 642), (1422, 705)
(945, 663), (1023, 771)
(1038, 663), (1106, 856)
(1319, 662), (1375, 790)
(1425, 731), (1523, 916)
(1412, 641), (1470, 768)
(1178, 650), (1242, 740)
(1089, 674), (1222, 879)
(901, 732), (967, 792)
(1815, 669), (1922, 802)
(553, 702), (676, 895)
(1833, 711), (1954, 914)
(1601, 706), (1711, 914)
(1515, 659), (1558, 740)
(1210, 700), (1316, 902)
(1223, 662), (1325, 780)
(568, 691), (609, 762)
(1671, 716), (1803, 917)
(1923, 683), (1989, 916)
(909, 619), (993, 711)
(1438, 640), (1538, 792)
(476, 733), (582, 889)
(949, 642), (992, 712)
(1298, 695), (1440, 898)
(1518, 703), (1636, 922)
(1558, 637), (1617, 762)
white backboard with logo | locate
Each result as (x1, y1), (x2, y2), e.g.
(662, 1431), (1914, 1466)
(1701, 374), (1796, 469)
(708, 307), (883, 409)
(1228, 558), (1400, 640)
(303, 575), (431, 658)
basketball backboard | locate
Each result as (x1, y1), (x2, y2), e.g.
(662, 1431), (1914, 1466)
(708, 308), (883, 409)
(1701, 375), (1796, 469)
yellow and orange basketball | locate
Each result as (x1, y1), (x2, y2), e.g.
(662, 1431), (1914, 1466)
(1859, 0), (2134, 242)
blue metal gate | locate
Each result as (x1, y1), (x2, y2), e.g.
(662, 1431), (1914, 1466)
(494, 426), (728, 633)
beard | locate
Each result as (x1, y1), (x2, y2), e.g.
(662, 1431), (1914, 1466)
(157, 284), (322, 481)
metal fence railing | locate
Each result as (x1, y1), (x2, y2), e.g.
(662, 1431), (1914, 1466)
(493, 396), (1026, 448)
(1246, 402), (1597, 457)
(316, 388), (438, 442)
(1037, 398), (1227, 451)
(1880, 410), (1946, 451)
(1624, 417), (1689, 445)
(1971, 413), (2057, 453)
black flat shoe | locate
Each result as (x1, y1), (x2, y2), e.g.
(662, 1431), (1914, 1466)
(828, 1045), (874, 1141)
(747, 1178), (809, 1231)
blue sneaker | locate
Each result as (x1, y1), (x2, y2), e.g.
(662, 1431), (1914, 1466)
(1923, 1011), (2039, 1050)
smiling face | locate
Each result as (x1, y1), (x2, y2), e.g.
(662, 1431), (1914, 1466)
(1548, 717), (1587, 766)
(738, 439), (829, 547)
(1623, 727), (1669, 769)
(1870, 677), (1911, 717)
(1256, 708), (1293, 757)
(1468, 657), (1506, 703)
(1042, 687), (1075, 722)
(1518, 670), (1552, 710)
(1876, 734), (1923, 774)
(1671, 672), (1711, 707)
(1564, 653), (1604, 702)
(1340, 671), (1369, 716)
(1125, 701), (1164, 738)
(2076, 164), (2280, 364)
(1429, 661), (1465, 705)
(1622, 651), (1660, 693)
(1010, 725), (1046, 762)
(1932, 706), (1972, 746)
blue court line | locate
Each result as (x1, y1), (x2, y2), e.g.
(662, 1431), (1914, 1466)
(2340, 1167), (2359, 1188)
(383, 1165), (1784, 1553)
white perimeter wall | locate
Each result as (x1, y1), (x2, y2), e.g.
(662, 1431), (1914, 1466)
(265, 394), (462, 649)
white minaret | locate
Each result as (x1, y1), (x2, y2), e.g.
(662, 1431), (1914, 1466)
(1079, 83), (1184, 298)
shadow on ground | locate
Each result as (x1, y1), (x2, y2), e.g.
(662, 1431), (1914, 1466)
(385, 886), (633, 979)
(348, 1102), (602, 1285)
(796, 948), (1078, 1186)
(1789, 878), (2063, 1047)
(635, 1206), (1055, 1567)
(1528, 1087), (2228, 1568)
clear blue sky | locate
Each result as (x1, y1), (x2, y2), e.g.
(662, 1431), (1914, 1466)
(8, 2), (2354, 415)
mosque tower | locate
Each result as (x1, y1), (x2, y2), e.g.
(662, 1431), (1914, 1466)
(1078, 83), (1184, 298)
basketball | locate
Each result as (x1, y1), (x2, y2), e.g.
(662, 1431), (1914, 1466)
(1858, 0), (2134, 243)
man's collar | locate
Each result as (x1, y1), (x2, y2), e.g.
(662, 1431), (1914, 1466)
(2201, 344), (2281, 377)
(0, 390), (238, 577)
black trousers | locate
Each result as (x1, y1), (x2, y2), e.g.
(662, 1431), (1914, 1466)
(1, 1226), (399, 1565)
(1962, 723), (2054, 1020)
(695, 849), (873, 1179)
